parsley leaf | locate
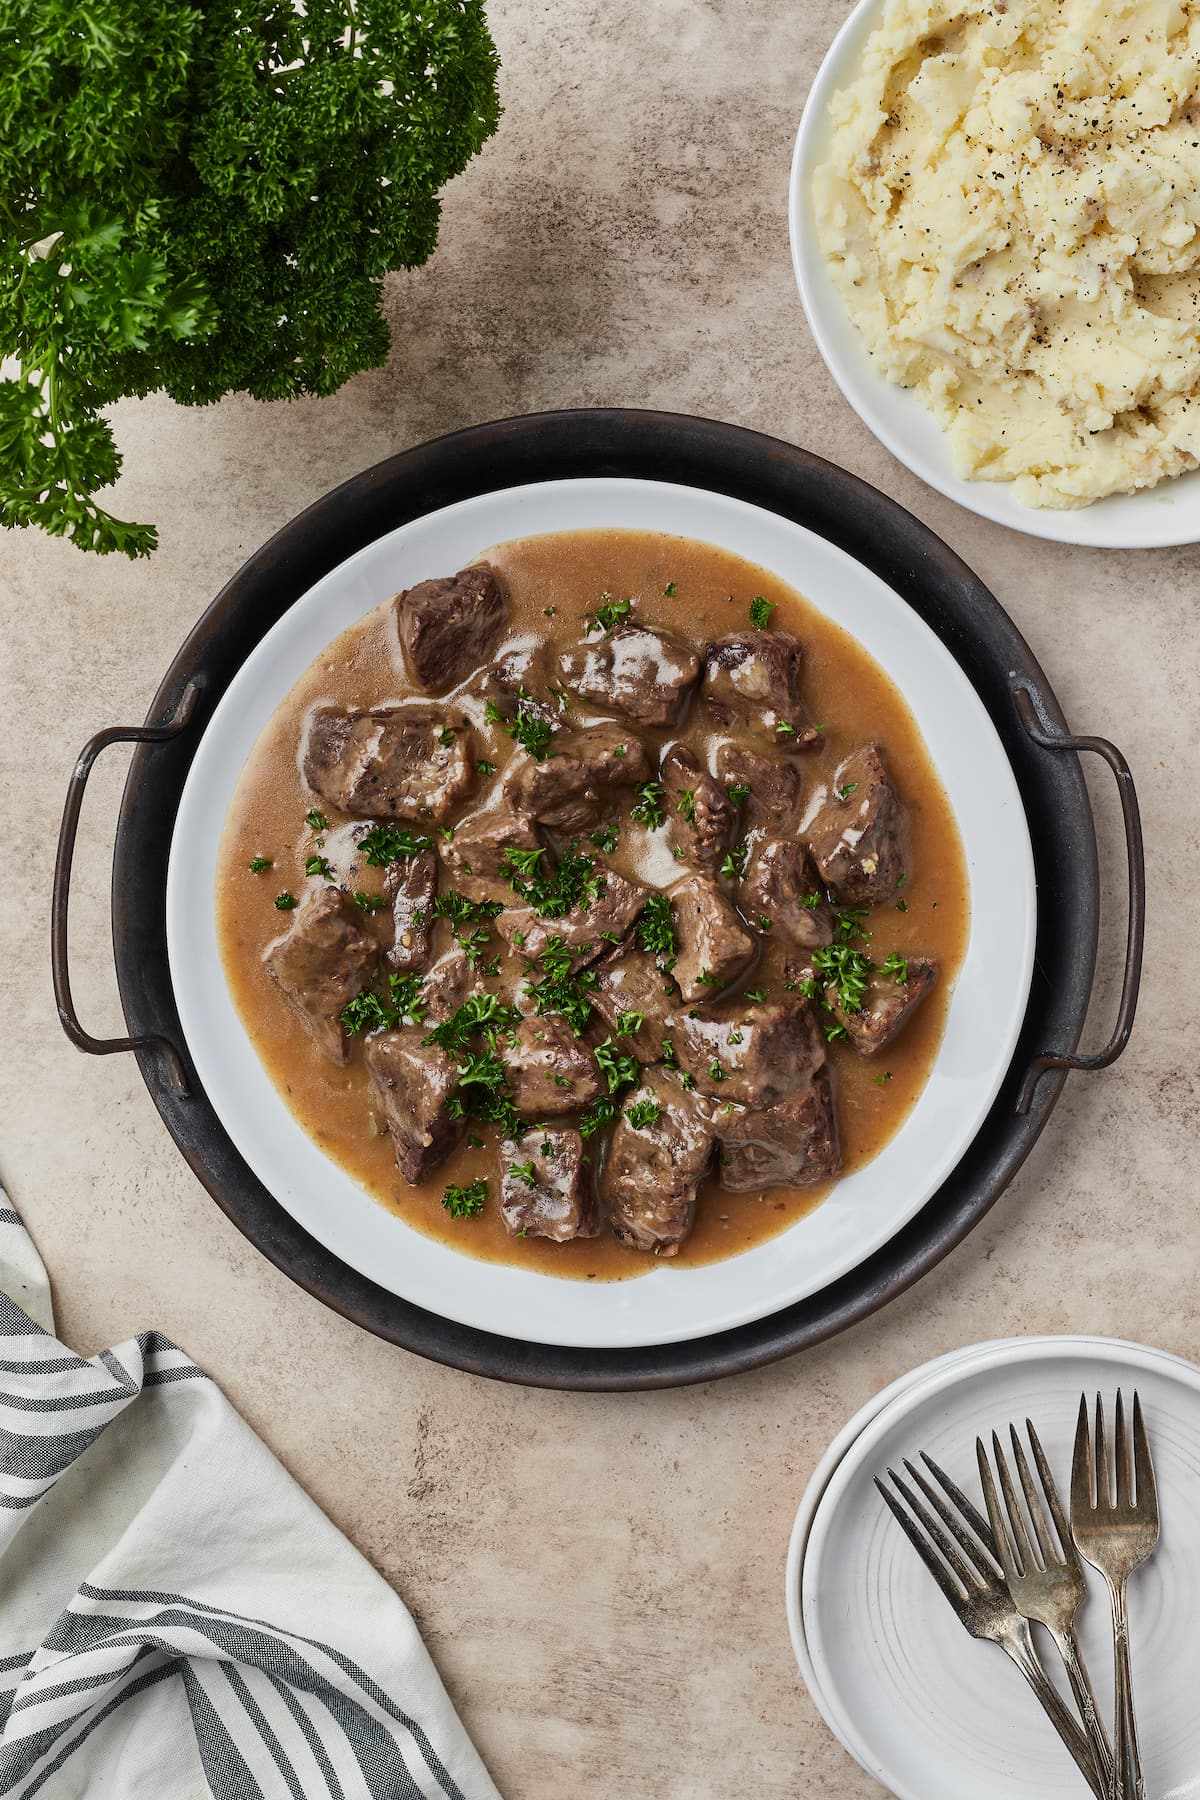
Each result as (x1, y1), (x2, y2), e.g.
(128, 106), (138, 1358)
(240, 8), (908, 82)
(637, 893), (677, 970)
(274, 891), (297, 910)
(590, 823), (619, 853)
(727, 782), (750, 808)
(748, 595), (774, 629)
(625, 1096), (662, 1130)
(585, 593), (632, 633)
(594, 1037), (640, 1095)
(485, 695), (556, 762)
(631, 781), (666, 828)
(443, 1179), (487, 1220)
(248, 855), (272, 874)
(356, 824), (433, 866)
(305, 809), (328, 832)
(508, 1160), (538, 1188)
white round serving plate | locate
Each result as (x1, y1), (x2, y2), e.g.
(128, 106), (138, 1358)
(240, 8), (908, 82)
(795, 1335), (1200, 1799)
(166, 476), (1036, 1350)
(789, 0), (1200, 550)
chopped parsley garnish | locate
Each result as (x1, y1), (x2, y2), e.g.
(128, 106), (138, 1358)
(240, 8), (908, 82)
(614, 1010), (644, 1037)
(430, 891), (503, 926)
(579, 1096), (621, 1138)
(455, 925), (496, 972)
(630, 781), (666, 829)
(590, 823), (619, 853)
(594, 1037), (640, 1095)
(664, 581), (676, 597)
(880, 951), (909, 985)
(748, 595), (774, 629)
(695, 968), (720, 985)
(637, 893), (677, 970)
(585, 593), (632, 634)
(357, 824), (433, 865)
(503, 846), (603, 920)
(437, 726), (456, 747)
(340, 990), (395, 1035)
(424, 991), (521, 1058)
(775, 721), (796, 738)
(812, 942), (874, 1014)
(720, 843), (749, 880)
(825, 1021), (849, 1043)
(727, 782), (750, 808)
(305, 809), (328, 832)
(467, 1133), (484, 1149)
(803, 891), (823, 910)
(896, 899), (909, 913)
(625, 1096), (662, 1130)
(757, 913), (773, 931)
(543, 606), (556, 617)
(353, 890), (388, 912)
(248, 855), (272, 874)
(485, 694), (557, 762)
(304, 853), (334, 881)
(839, 782), (858, 800)
(540, 1137), (556, 1157)
(707, 1059), (729, 1082)
(744, 987), (767, 1002)
(834, 904), (869, 944)
(274, 891), (297, 910)
(476, 759), (496, 776)
(523, 936), (599, 1037)
(443, 1179), (487, 1220)
(874, 1071), (894, 1087)
(509, 1160), (538, 1188)
(898, 873), (908, 887)
(676, 788), (696, 823)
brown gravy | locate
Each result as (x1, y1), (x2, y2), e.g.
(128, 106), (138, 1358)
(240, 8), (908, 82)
(216, 529), (969, 1280)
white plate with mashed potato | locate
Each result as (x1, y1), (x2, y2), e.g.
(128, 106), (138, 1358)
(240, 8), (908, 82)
(790, 0), (1200, 547)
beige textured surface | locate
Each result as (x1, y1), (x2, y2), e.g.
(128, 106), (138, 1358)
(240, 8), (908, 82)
(0, 3), (1192, 1796)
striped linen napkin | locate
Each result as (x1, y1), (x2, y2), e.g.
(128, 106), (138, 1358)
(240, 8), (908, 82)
(0, 1192), (501, 1800)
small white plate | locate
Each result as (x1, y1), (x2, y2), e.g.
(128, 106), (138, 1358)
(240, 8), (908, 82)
(798, 1337), (1200, 1799)
(789, 0), (1200, 549)
(167, 477), (1035, 1350)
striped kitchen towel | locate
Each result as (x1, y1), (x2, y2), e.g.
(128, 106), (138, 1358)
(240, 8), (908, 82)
(0, 1192), (501, 1800)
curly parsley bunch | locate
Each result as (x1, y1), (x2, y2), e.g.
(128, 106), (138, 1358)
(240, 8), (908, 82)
(0, 0), (501, 556)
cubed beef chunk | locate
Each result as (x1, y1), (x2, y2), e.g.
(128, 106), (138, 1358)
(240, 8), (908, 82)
(384, 847), (437, 971)
(264, 887), (379, 1067)
(475, 644), (563, 728)
(419, 946), (474, 1024)
(438, 805), (543, 905)
(805, 742), (909, 905)
(505, 1015), (604, 1117)
(662, 744), (734, 872)
(717, 1073), (840, 1191)
(303, 706), (474, 823)
(364, 1031), (464, 1183)
(395, 564), (506, 693)
(702, 632), (821, 747)
(558, 624), (700, 727)
(672, 993), (825, 1107)
(826, 956), (938, 1054)
(603, 1074), (715, 1256)
(715, 744), (801, 832)
(668, 872), (755, 1003)
(500, 1130), (598, 1242)
(590, 938), (675, 1064)
(740, 837), (834, 949)
(496, 865), (648, 969)
(503, 724), (652, 834)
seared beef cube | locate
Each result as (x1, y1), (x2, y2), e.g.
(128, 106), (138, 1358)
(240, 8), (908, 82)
(827, 955), (937, 1054)
(477, 646), (562, 728)
(662, 744), (734, 872)
(715, 743), (801, 832)
(590, 939), (675, 1064)
(505, 1015), (604, 1117)
(717, 1073), (840, 1191)
(558, 624), (700, 727)
(496, 866), (648, 969)
(500, 1129), (598, 1242)
(741, 837), (834, 950)
(806, 742), (909, 905)
(702, 632), (820, 747)
(439, 805), (543, 905)
(384, 848), (437, 972)
(420, 946), (474, 1023)
(365, 1030), (464, 1183)
(603, 1074), (715, 1256)
(264, 887), (379, 1067)
(503, 724), (651, 834)
(668, 872), (755, 1003)
(672, 993), (824, 1107)
(395, 564), (506, 694)
(303, 705), (474, 823)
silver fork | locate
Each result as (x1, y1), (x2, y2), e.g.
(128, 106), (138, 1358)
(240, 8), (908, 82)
(876, 1457), (1102, 1796)
(1071, 1392), (1160, 1800)
(977, 1423), (1113, 1796)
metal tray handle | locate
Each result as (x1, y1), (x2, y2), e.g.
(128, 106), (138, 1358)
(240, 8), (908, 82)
(52, 684), (202, 1097)
(1012, 682), (1145, 1116)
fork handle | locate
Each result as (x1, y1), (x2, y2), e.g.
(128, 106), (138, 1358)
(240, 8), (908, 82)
(1003, 1630), (1105, 1798)
(1109, 1579), (1145, 1800)
(1052, 1626), (1114, 1795)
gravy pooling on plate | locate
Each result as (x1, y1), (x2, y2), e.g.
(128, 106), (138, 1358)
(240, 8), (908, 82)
(216, 529), (969, 1280)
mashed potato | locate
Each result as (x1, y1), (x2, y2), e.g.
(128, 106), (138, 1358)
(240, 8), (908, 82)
(814, 0), (1200, 507)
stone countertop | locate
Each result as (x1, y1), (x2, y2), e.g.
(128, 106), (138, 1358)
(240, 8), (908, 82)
(0, 3), (1190, 1795)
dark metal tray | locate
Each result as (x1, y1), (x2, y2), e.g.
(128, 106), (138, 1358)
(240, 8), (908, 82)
(52, 411), (1144, 1389)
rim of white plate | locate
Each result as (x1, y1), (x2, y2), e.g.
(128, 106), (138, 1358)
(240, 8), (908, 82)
(789, 0), (1200, 549)
(166, 477), (1035, 1349)
(799, 1335), (1200, 1799)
